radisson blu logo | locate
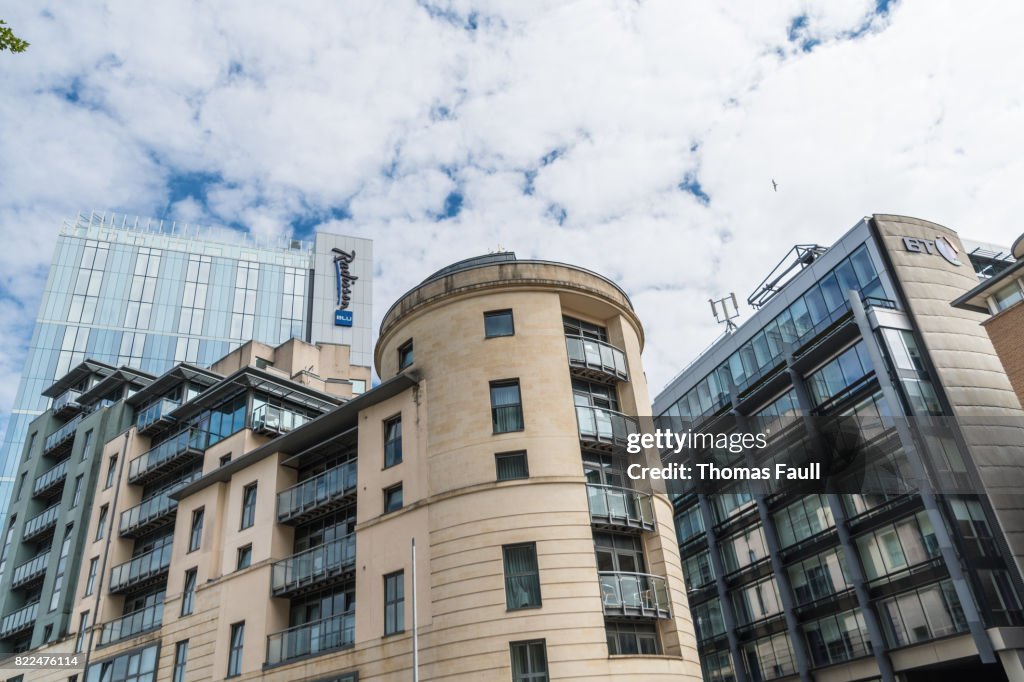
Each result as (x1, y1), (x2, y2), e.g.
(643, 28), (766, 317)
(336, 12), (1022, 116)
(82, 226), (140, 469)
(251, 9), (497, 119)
(332, 248), (357, 327)
(902, 234), (961, 266)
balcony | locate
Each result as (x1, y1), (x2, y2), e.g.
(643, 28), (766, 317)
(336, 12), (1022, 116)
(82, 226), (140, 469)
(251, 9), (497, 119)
(587, 484), (655, 532)
(128, 428), (206, 486)
(23, 503), (61, 541)
(599, 572), (672, 619)
(98, 603), (163, 646)
(272, 535), (356, 598)
(10, 551), (50, 589)
(252, 404), (313, 437)
(566, 336), (629, 383)
(108, 544), (173, 594)
(0, 602), (38, 639)
(118, 480), (193, 539)
(135, 398), (180, 436)
(32, 458), (70, 500)
(277, 460), (357, 525)
(43, 415), (82, 457)
(52, 388), (84, 419)
(266, 611), (354, 666)
(576, 406), (639, 452)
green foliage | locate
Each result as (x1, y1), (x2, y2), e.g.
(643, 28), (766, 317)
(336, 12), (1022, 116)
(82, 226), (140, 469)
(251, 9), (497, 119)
(1, 19), (30, 53)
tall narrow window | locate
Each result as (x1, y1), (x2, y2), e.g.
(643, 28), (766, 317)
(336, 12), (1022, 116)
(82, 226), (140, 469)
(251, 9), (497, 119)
(240, 484), (257, 529)
(72, 475), (84, 508)
(384, 416), (403, 468)
(24, 432), (36, 461)
(80, 429), (93, 460)
(181, 568), (197, 616)
(95, 505), (108, 541)
(50, 523), (74, 611)
(14, 473), (26, 502)
(503, 543), (542, 609)
(0, 517), (15, 585)
(173, 640), (189, 682)
(384, 484), (403, 513)
(484, 310), (515, 338)
(510, 639), (549, 682)
(398, 340), (414, 370)
(74, 611), (89, 654)
(491, 380), (524, 433)
(496, 451), (529, 481)
(227, 622), (245, 677)
(384, 571), (405, 635)
(85, 557), (98, 595)
(236, 544), (252, 570)
(189, 508), (204, 552)
(105, 454), (118, 489)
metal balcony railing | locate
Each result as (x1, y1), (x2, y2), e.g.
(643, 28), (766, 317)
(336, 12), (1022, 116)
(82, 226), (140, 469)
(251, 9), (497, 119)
(0, 602), (39, 638)
(23, 503), (61, 541)
(566, 336), (629, 382)
(587, 484), (655, 532)
(52, 388), (84, 418)
(98, 603), (163, 646)
(277, 460), (357, 524)
(271, 535), (356, 597)
(118, 471), (200, 538)
(598, 571), (671, 619)
(128, 428), (206, 485)
(108, 544), (173, 594)
(11, 551), (50, 588)
(252, 404), (314, 436)
(135, 398), (180, 434)
(43, 415), (82, 456)
(575, 405), (639, 451)
(266, 611), (355, 665)
(32, 458), (69, 498)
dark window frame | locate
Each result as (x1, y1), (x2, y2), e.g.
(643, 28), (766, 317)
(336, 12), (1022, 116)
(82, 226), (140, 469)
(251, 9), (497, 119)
(95, 505), (108, 541)
(496, 451), (529, 481)
(384, 570), (405, 635)
(236, 544), (252, 570)
(503, 542), (542, 610)
(384, 415), (403, 468)
(181, 567), (197, 616)
(490, 379), (524, 434)
(510, 639), (549, 681)
(240, 483), (257, 530)
(227, 621), (245, 677)
(384, 483), (403, 513)
(172, 639), (188, 682)
(188, 508), (205, 553)
(484, 309), (515, 338)
(398, 339), (414, 370)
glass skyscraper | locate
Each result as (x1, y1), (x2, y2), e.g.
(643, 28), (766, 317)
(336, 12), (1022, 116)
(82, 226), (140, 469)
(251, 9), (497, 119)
(0, 211), (373, 525)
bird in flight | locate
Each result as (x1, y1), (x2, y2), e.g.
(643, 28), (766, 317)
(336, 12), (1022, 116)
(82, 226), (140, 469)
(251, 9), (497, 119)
(771, 179), (779, 192)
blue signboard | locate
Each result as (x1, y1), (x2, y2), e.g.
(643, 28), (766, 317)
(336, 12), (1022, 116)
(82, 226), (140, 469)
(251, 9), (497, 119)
(335, 310), (354, 327)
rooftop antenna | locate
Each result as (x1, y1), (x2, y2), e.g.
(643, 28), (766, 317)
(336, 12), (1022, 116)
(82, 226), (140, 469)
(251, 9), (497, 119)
(710, 293), (741, 333)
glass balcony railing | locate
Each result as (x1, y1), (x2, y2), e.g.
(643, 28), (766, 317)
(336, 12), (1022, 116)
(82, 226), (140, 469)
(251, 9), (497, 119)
(32, 458), (69, 497)
(277, 460), (357, 524)
(272, 535), (356, 596)
(135, 398), (180, 433)
(575, 406), (639, 450)
(587, 484), (655, 531)
(599, 572), (671, 619)
(0, 602), (39, 638)
(99, 603), (163, 646)
(52, 388), (83, 416)
(252, 404), (314, 436)
(108, 544), (173, 593)
(23, 503), (61, 540)
(43, 415), (82, 455)
(128, 428), (206, 484)
(266, 611), (355, 665)
(118, 472), (200, 538)
(11, 551), (50, 588)
(566, 336), (629, 382)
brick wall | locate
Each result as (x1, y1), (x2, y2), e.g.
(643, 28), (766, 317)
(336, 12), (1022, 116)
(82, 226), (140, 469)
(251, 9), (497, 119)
(983, 302), (1024, 406)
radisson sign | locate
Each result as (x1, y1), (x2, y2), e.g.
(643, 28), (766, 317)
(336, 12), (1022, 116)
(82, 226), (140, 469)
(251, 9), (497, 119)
(332, 248), (358, 327)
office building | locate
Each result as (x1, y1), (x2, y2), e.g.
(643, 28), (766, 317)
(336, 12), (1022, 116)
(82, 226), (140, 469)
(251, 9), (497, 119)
(0, 211), (374, 530)
(654, 215), (1024, 682)
(0, 338), (370, 656)
(7, 253), (701, 681)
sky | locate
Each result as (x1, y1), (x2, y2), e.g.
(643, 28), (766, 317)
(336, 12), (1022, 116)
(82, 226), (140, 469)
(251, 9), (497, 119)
(1, 0), (1023, 430)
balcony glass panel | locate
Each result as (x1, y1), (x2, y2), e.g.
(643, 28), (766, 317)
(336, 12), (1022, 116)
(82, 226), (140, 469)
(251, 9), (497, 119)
(266, 611), (355, 665)
(109, 543), (173, 592)
(11, 551), (50, 586)
(99, 603), (163, 645)
(135, 398), (180, 432)
(271, 535), (355, 594)
(575, 406), (639, 447)
(586, 484), (654, 529)
(277, 460), (357, 521)
(598, 572), (671, 618)
(0, 601), (38, 637)
(565, 336), (628, 380)
(252, 404), (314, 435)
(33, 458), (69, 495)
(129, 428), (206, 482)
(24, 503), (61, 538)
(52, 389), (83, 413)
(44, 415), (82, 452)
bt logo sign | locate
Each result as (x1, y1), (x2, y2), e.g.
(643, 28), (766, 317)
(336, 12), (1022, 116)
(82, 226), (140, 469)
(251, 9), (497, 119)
(902, 235), (961, 266)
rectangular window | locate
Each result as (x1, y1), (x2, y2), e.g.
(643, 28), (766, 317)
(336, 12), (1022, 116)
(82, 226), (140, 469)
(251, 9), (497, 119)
(72, 475), (84, 508)
(606, 623), (661, 656)
(105, 454), (118, 489)
(503, 543), (542, 609)
(384, 571), (405, 635)
(189, 508), (205, 552)
(240, 483), (257, 529)
(219, 453), (232, 467)
(227, 621), (245, 677)
(50, 524), (74, 611)
(85, 557), (98, 595)
(384, 416), (403, 468)
(181, 568), (197, 616)
(173, 640), (189, 682)
(484, 309), (515, 338)
(510, 639), (549, 681)
(236, 544), (252, 570)
(74, 611), (89, 654)
(491, 380), (524, 433)
(496, 451), (529, 481)
(398, 340), (414, 370)
(96, 505), (108, 541)
(14, 473), (26, 502)
(384, 484), (403, 513)
(81, 429), (93, 460)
